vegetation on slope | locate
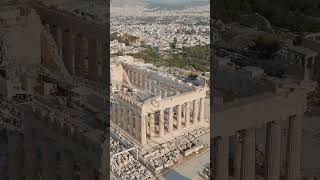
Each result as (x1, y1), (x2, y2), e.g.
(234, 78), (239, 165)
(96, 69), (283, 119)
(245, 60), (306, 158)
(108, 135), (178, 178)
(128, 45), (210, 72)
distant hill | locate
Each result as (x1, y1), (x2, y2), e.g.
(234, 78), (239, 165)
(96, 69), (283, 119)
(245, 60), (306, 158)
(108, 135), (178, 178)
(111, 0), (144, 7)
(145, 0), (209, 10)
(111, 0), (209, 9)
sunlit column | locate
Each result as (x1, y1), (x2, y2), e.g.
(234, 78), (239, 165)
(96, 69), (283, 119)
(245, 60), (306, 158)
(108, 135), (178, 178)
(192, 99), (199, 123)
(199, 98), (205, 123)
(140, 114), (147, 145)
(177, 105), (182, 130)
(149, 113), (155, 138)
(185, 102), (190, 127)
(159, 109), (164, 136)
(168, 107), (174, 133)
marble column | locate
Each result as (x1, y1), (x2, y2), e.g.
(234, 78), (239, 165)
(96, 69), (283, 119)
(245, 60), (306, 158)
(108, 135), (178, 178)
(128, 110), (134, 136)
(215, 136), (229, 180)
(135, 114), (140, 140)
(135, 72), (139, 86)
(148, 80), (152, 92)
(24, 127), (37, 180)
(199, 98), (205, 123)
(182, 104), (186, 122)
(88, 38), (99, 81)
(135, 72), (139, 87)
(192, 100), (199, 123)
(131, 71), (135, 86)
(265, 121), (281, 180)
(159, 109), (164, 136)
(128, 70), (132, 84)
(151, 80), (155, 93)
(101, 40), (108, 83)
(140, 114), (147, 145)
(117, 106), (122, 127)
(285, 115), (302, 180)
(140, 74), (145, 88)
(42, 142), (57, 180)
(61, 151), (74, 180)
(112, 104), (118, 124)
(233, 133), (242, 179)
(144, 77), (149, 90)
(123, 108), (128, 131)
(185, 102), (190, 127)
(240, 128), (256, 180)
(7, 131), (23, 180)
(62, 29), (75, 75)
(149, 113), (155, 138)
(52, 25), (63, 56)
(75, 35), (87, 77)
(177, 105), (182, 130)
(168, 107), (174, 133)
(139, 73), (143, 87)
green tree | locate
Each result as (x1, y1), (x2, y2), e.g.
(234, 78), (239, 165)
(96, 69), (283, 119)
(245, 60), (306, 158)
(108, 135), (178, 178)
(250, 35), (280, 56)
(170, 37), (177, 49)
(189, 73), (198, 79)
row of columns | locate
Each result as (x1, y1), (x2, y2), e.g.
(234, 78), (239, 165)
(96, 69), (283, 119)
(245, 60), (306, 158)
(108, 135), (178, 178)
(124, 68), (182, 97)
(48, 24), (107, 82)
(18, 127), (100, 180)
(213, 115), (302, 180)
(148, 99), (205, 137)
(111, 98), (205, 145)
(112, 103), (141, 142)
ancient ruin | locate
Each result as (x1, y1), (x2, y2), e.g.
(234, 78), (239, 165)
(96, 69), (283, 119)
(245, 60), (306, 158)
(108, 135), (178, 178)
(111, 56), (209, 147)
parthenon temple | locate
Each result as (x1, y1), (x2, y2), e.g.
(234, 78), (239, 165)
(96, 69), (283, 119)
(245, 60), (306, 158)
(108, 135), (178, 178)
(111, 56), (209, 147)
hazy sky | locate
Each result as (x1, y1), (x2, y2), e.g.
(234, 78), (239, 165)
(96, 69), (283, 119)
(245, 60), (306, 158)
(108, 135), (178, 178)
(145, 0), (208, 4)
(145, 0), (209, 9)
(111, 0), (209, 8)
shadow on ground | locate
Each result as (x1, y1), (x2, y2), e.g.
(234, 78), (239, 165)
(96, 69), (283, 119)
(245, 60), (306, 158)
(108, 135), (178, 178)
(165, 169), (192, 180)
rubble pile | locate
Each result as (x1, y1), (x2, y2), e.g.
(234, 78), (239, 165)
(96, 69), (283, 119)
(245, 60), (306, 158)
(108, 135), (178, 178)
(143, 141), (181, 172)
(112, 153), (154, 180)
(187, 127), (210, 138)
(142, 128), (208, 173)
(199, 163), (210, 180)
(0, 99), (22, 127)
(111, 137), (154, 180)
(110, 138), (126, 155)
